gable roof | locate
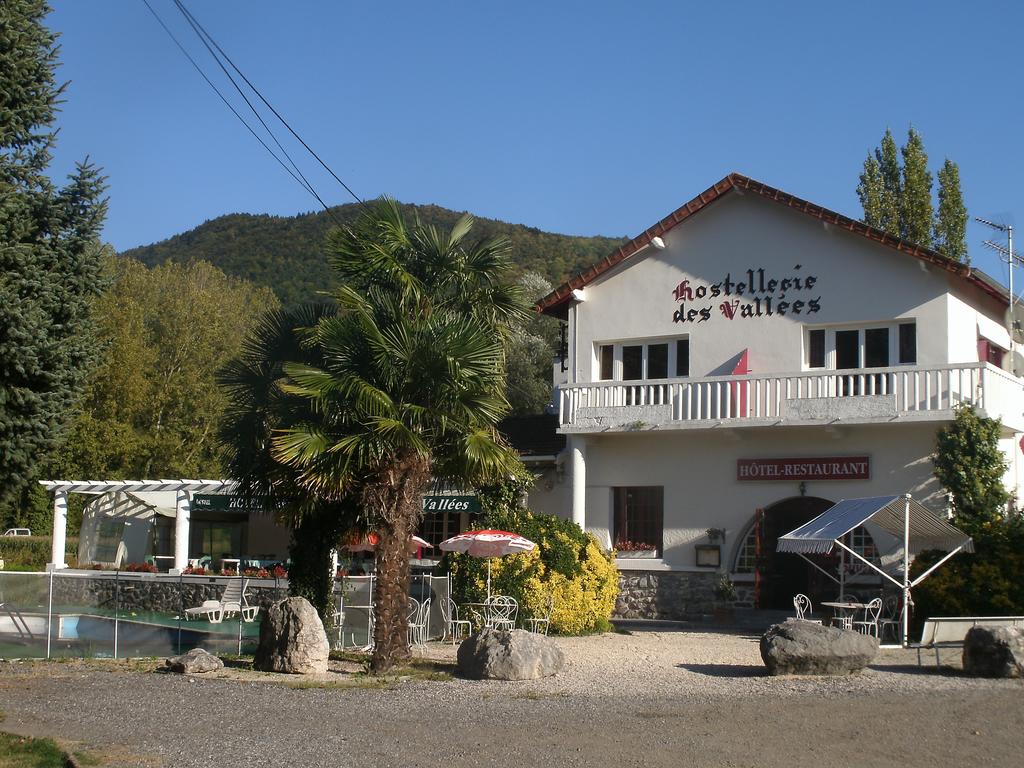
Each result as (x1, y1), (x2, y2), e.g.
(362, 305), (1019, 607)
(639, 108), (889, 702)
(536, 172), (1007, 317)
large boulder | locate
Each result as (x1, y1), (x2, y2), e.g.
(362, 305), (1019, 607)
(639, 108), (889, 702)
(962, 625), (1024, 678)
(457, 628), (564, 680)
(760, 618), (878, 675)
(165, 647), (223, 674)
(253, 596), (329, 674)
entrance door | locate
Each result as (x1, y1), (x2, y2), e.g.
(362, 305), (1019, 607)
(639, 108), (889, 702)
(758, 496), (834, 609)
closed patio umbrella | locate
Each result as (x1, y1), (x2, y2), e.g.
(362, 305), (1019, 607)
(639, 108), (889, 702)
(438, 529), (536, 600)
(343, 534), (432, 555)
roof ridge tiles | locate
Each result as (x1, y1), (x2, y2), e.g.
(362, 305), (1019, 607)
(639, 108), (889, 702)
(536, 172), (1002, 315)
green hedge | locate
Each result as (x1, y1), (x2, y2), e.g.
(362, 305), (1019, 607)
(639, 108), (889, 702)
(0, 536), (77, 570)
(910, 522), (1024, 633)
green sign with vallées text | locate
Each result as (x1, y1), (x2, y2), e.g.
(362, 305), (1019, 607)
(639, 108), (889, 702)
(421, 495), (481, 514)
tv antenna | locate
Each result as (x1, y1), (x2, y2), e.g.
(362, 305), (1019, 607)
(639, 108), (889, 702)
(977, 217), (1024, 371)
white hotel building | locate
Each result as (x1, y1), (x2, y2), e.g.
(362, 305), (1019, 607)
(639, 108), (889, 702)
(530, 173), (1024, 615)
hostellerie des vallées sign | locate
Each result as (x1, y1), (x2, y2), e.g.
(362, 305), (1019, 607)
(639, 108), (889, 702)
(736, 457), (870, 482)
(670, 266), (821, 324)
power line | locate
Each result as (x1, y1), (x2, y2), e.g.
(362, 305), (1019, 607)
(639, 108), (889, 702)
(168, 0), (334, 215)
(139, 0), (325, 205)
(172, 0), (368, 210)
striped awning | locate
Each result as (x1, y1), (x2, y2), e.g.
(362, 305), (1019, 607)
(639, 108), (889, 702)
(777, 495), (974, 556)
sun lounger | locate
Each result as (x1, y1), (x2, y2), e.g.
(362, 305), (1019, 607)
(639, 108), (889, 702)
(184, 579), (260, 624)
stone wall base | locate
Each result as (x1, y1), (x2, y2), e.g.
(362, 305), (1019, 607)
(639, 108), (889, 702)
(615, 571), (754, 620)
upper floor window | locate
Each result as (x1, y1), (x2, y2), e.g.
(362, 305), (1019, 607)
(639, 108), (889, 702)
(597, 338), (689, 381)
(805, 322), (916, 370)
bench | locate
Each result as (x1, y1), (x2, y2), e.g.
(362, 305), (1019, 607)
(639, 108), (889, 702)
(913, 616), (1024, 666)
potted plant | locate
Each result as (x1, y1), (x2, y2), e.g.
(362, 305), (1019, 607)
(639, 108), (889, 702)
(614, 540), (659, 559)
(712, 572), (737, 623)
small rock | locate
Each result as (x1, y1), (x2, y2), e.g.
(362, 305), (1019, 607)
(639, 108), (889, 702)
(457, 628), (564, 680)
(963, 625), (1024, 678)
(760, 618), (878, 675)
(253, 596), (329, 674)
(165, 648), (224, 674)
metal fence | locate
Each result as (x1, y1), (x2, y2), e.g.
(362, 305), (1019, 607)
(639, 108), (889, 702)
(0, 570), (449, 660)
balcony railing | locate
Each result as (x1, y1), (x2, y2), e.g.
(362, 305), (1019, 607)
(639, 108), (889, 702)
(558, 363), (1024, 432)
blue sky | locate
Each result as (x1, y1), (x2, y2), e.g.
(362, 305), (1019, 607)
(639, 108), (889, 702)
(47, 1), (1022, 284)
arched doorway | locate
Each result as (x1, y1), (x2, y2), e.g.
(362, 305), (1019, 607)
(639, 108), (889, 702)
(755, 496), (834, 610)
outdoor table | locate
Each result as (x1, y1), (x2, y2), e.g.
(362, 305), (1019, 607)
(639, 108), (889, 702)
(821, 601), (866, 629)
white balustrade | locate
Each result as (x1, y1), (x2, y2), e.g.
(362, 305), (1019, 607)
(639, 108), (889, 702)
(558, 363), (1023, 431)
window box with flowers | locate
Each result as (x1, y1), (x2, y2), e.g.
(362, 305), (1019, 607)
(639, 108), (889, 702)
(614, 540), (659, 559)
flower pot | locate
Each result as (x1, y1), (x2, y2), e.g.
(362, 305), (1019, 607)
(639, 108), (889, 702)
(617, 550), (658, 559)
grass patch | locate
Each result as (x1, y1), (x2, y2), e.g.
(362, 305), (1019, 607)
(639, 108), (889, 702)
(0, 732), (67, 768)
(286, 661), (454, 690)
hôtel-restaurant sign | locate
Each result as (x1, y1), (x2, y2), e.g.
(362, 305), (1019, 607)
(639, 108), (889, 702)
(737, 456), (870, 482)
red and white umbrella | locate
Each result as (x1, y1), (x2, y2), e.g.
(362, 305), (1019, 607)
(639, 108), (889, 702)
(439, 529), (536, 599)
(343, 533), (433, 555)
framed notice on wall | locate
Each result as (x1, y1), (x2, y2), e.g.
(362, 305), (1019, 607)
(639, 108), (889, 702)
(695, 545), (721, 568)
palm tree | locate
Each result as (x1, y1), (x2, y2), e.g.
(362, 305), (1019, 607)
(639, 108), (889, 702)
(273, 200), (526, 672)
(218, 304), (358, 620)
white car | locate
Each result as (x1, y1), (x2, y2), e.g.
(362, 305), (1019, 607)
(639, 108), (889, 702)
(2, 528), (31, 537)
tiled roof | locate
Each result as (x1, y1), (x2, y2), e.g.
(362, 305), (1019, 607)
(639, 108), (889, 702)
(498, 414), (565, 457)
(536, 172), (1007, 317)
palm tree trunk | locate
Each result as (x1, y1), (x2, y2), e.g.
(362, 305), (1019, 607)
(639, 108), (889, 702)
(369, 455), (431, 673)
(371, 516), (415, 671)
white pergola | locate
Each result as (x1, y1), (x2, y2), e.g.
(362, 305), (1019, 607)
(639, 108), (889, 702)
(38, 479), (236, 572)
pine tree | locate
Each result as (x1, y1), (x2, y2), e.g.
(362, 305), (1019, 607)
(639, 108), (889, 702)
(876, 128), (902, 235)
(935, 158), (968, 263)
(0, 1), (108, 511)
(857, 155), (884, 229)
(900, 127), (933, 246)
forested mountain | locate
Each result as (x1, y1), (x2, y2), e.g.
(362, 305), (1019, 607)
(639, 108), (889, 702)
(123, 202), (627, 307)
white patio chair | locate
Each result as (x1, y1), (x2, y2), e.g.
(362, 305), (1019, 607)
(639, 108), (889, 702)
(440, 596), (472, 644)
(486, 595), (518, 631)
(329, 591), (346, 649)
(526, 594), (554, 635)
(853, 597), (883, 637)
(878, 595), (902, 643)
(792, 593), (821, 624)
(407, 597), (430, 651)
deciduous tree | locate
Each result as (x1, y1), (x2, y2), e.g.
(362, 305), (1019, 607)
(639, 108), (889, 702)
(857, 127), (966, 260)
(934, 159), (968, 263)
(933, 404), (1009, 537)
(900, 127), (933, 247)
(505, 271), (559, 416)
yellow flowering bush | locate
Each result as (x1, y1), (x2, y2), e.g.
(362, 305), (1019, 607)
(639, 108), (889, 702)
(442, 508), (619, 635)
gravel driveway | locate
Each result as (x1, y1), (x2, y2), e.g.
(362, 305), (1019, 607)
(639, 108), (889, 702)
(2, 629), (1022, 767)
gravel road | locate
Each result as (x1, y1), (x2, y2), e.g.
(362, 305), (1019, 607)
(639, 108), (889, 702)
(2, 629), (1022, 767)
